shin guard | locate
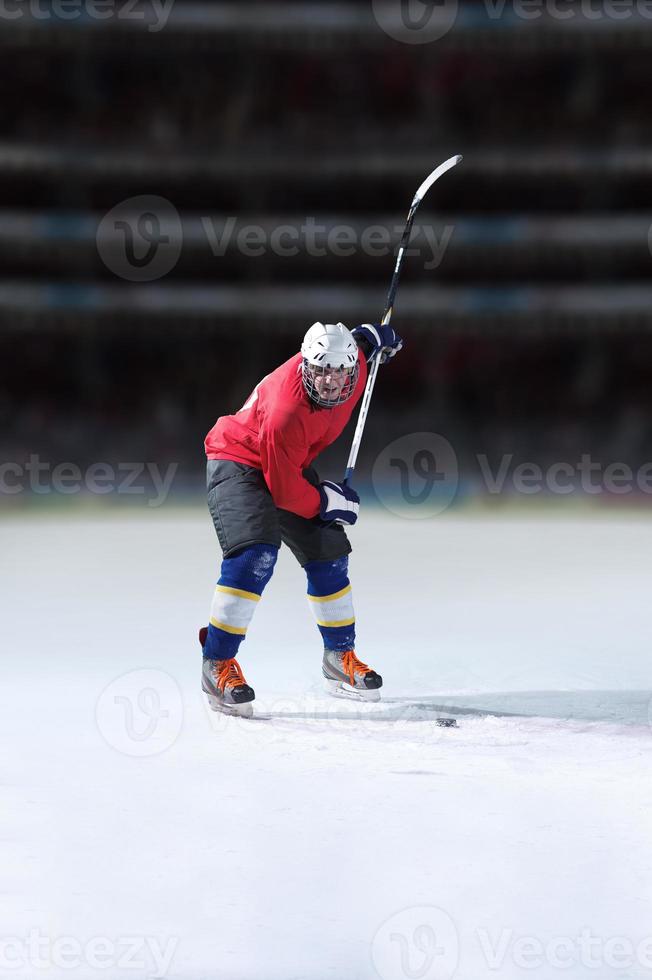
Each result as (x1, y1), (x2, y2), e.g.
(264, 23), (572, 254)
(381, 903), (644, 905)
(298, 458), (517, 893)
(203, 544), (278, 660)
(304, 556), (356, 653)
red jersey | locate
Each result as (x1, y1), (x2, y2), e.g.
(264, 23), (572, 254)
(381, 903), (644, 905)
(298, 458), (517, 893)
(205, 350), (368, 519)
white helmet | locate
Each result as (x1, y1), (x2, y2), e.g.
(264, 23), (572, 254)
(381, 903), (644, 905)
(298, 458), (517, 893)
(300, 322), (359, 407)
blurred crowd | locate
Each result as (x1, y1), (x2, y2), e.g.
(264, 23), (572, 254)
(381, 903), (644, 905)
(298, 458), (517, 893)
(4, 328), (652, 495)
(3, 4), (652, 499)
(5, 45), (651, 155)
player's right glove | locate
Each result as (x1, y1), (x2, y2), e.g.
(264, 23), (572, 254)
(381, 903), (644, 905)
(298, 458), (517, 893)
(318, 481), (360, 526)
(352, 323), (403, 364)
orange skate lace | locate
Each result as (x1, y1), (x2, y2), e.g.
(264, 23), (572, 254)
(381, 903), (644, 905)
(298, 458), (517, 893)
(341, 650), (372, 686)
(214, 658), (248, 692)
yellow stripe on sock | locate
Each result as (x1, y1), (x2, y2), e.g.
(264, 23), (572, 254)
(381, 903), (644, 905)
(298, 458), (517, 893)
(210, 617), (247, 636)
(308, 585), (352, 604)
(216, 585), (261, 602)
(315, 616), (356, 628)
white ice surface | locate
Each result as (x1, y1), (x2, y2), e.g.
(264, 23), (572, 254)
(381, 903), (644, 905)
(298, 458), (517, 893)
(3, 509), (652, 980)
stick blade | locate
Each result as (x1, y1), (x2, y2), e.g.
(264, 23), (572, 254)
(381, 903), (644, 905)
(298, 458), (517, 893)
(414, 154), (463, 204)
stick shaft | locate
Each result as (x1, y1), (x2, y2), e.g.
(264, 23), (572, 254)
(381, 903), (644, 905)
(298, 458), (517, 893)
(343, 155), (462, 482)
(380, 197), (420, 327)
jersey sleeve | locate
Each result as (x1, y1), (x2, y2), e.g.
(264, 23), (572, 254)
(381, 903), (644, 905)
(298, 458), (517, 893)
(258, 408), (321, 519)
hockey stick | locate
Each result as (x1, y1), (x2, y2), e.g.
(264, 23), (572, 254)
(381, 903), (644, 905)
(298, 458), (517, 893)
(343, 154), (463, 484)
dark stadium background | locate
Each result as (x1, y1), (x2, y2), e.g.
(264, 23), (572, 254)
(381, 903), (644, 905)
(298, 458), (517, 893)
(3, 0), (652, 506)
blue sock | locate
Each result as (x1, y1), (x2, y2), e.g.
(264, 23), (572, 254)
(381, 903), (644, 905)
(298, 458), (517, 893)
(304, 556), (356, 653)
(203, 544), (278, 660)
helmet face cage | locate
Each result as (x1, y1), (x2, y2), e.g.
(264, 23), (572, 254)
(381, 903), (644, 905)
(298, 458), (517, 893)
(302, 358), (360, 408)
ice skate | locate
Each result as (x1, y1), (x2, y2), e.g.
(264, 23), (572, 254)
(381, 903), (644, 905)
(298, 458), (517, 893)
(322, 648), (382, 702)
(199, 627), (255, 718)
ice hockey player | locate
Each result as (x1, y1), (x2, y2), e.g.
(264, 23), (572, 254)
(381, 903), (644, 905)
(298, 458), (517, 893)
(200, 321), (403, 716)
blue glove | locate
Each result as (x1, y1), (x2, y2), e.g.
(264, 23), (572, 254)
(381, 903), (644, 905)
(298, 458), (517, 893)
(352, 323), (403, 364)
(318, 481), (360, 526)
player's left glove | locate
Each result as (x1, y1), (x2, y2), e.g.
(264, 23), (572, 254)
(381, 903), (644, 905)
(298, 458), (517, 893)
(352, 323), (403, 364)
(318, 481), (360, 526)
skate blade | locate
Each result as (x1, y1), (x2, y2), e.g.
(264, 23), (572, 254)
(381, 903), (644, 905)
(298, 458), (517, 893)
(324, 678), (381, 703)
(204, 691), (254, 719)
